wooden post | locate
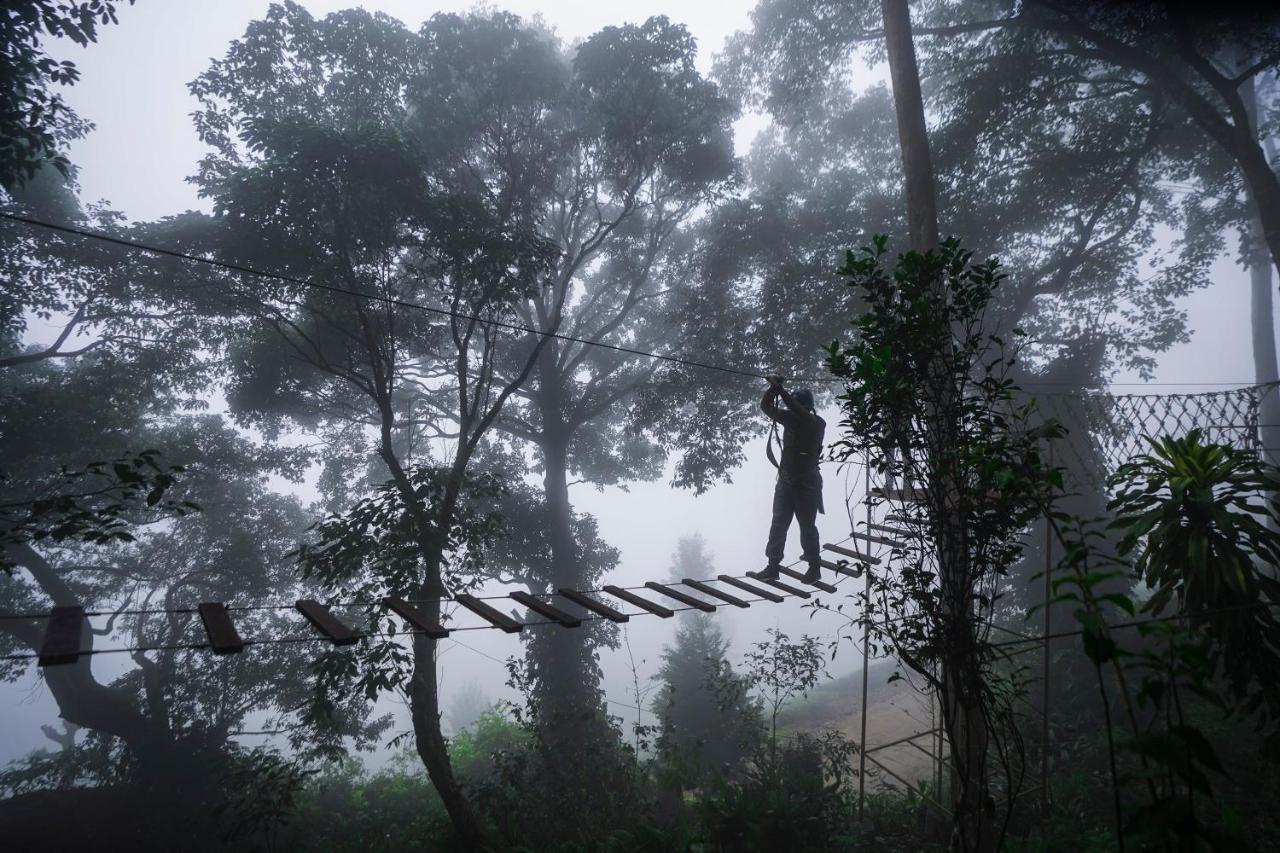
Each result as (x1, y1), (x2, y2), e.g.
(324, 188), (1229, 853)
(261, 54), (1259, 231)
(778, 566), (838, 593)
(748, 575), (812, 599)
(819, 558), (863, 579)
(454, 594), (523, 633)
(858, 464), (871, 820)
(682, 579), (750, 608)
(645, 581), (716, 613)
(1042, 448), (1054, 820)
(824, 542), (882, 564)
(509, 591), (581, 628)
(716, 575), (785, 603)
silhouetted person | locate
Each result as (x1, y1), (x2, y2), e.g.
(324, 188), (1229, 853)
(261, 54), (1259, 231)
(756, 375), (825, 583)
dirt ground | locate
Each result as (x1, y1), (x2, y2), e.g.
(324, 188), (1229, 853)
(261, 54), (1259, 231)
(780, 659), (944, 795)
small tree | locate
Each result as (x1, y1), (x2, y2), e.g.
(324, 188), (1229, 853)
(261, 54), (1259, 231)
(742, 627), (827, 750)
(825, 236), (1064, 851)
(653, 610), (763, 789)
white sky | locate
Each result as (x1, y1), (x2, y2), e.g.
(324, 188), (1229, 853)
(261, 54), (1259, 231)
(5, 1), (1274, 766)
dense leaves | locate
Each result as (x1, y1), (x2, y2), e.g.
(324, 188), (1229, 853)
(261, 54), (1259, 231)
(1109, 430), (1280, 717)
(0, 1), (133, 188)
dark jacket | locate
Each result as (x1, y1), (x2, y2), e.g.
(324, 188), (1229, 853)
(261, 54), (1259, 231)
(761, 387), (825, 482)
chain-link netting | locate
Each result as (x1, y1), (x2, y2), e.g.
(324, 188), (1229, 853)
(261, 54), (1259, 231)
(1030, 382), (1280, 488)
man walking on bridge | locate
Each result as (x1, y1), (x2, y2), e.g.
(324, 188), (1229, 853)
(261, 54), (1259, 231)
(756, 375), (825, 584)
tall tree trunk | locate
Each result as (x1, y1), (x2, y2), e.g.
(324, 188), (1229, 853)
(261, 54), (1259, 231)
(882, 2), (993, 850)
(1243, 75), (1280, 470)
(378, 428), (488, 851)
(882, 0), (939, 255)
(530, 346), (609, 757)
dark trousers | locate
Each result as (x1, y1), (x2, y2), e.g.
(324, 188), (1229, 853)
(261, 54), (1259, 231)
(765, 475), (821, 568)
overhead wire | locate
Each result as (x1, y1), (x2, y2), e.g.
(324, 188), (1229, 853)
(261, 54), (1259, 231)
(0, 211), (773, 382)
(1, 210), (1260, 392)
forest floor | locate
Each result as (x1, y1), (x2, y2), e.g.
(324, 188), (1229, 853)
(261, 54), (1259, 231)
(781, 659), (938, 793)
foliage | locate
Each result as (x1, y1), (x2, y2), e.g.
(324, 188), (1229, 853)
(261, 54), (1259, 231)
(0, 1), (134, 188)
(742, 627), (827, 746)
(695, 731), (865, 853)
(822, 235), (1065, 848)
(652, 612), (764, 789)
(296, 467), (507, 604)
(0, 449), (197, 571)
(1108, 429), (1280, 719)
(1037, 430), (1280, 848)
(1047, 511), (1248, 851)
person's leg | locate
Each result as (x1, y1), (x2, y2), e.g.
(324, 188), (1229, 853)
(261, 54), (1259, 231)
(761, 480), (795, 580)
(796, 487), (822, 582)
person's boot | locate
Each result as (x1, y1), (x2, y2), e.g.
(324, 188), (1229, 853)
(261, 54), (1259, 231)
(755, 562), (781, 581)
(802, 562), (822, 584)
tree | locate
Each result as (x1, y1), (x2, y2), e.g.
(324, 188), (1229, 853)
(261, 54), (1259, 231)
(826, 237), (1067, 852)
(463, 15), (750, 761)
(653, 535), (763, 789)
(717, 0), (1230, 386)
(742, 627), (826, 750)
(0, 1), (134, 189)
(1010, 2), (1280, 280)
(0, 382), (370, 845)
(189, 6), (563, 845)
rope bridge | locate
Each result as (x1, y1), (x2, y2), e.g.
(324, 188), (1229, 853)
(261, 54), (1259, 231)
(6, 538), (878, 666)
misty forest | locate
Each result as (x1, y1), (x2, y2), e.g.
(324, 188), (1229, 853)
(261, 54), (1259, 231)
(4, 1), (1280, 850)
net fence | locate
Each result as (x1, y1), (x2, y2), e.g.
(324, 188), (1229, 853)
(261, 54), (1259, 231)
(1031, 382), (1280, 487)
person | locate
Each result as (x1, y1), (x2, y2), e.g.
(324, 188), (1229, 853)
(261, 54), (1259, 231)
(755, 375), (825, 583)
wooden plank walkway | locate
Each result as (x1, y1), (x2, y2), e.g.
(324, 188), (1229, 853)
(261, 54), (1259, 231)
(27, 534), (899, 662)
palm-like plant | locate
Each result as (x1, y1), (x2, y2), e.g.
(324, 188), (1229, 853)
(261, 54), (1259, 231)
(1108, 429), (1280, 714)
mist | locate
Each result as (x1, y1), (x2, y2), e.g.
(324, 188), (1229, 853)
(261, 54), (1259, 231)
(3, 1), (1279, 850)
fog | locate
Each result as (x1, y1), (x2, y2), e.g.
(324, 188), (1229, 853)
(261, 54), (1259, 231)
(3, 2), (1278, 850)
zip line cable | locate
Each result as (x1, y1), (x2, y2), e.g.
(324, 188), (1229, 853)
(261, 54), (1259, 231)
(0, 211), (772, 382)
(1, 211), (1263, 392)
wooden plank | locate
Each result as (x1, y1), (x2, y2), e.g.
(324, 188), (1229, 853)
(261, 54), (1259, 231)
(873, 486), (927, 503)
(682, 578), (749, 608)
(717, 574), (785, 603)
(645, 581), (716, 613)
(38, 605), (84, 667)
(778, 566), (839, 593)
(197, 602), (244, 654)
(557, 588), (629, 623)
(747, 573), (811, 599)
(383, 597), (450, 639)
(869, 522), (913, 537)
(602, 585), (674, 618)
(824, 542), (881, 565)
(454, 594), (524, 633)
(296, 600), (360, 646)
(849, 530), (906, 549)
(509, 591), (581, 628)
(747, 571), (808, 596)
(884, 514), (918, 525)
(820, 559), (863, 579)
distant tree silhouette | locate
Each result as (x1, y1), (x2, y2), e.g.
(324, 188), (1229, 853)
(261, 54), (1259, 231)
(653, 535), (763, 790)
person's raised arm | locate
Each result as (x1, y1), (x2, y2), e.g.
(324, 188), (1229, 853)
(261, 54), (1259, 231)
(771, 377), (820, 426)
(761, 376), (790, 424)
